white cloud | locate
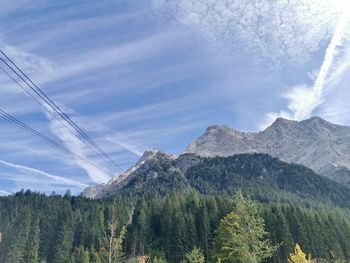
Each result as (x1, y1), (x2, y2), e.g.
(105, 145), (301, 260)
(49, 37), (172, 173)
(261, 7), (350, 127)
(47, 111), (112, 184)
(152, 0), (343, 66)
(0, 39), (151, 183)
(106, 136), (143, 157)
(318, 44), (350, 124)
(0, 159), (89, 188)
(40, 31), (178, 85)
(0, 42), (55, 94)
(0, 189), (11, 196)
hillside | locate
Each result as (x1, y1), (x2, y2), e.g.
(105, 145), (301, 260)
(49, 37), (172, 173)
(83, 152), (350, 208)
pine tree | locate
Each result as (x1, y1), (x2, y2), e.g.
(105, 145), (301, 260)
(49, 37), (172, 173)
(212, 192), (276, 263)
(52, 221), (74, 263)
(288, 244), (312, 263)
(24, 220), (40, 263)
(5, 210), (31, 263)
(184, 247), (204, 263)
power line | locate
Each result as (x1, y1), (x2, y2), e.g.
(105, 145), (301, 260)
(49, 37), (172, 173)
(0, 108), (105, 171)
(0, 50), (124, 173)
(0, 64), (80, 138)
(0, 57), (115, 170)
(0, 53), (123, 172)
(0, 60), (113, 171)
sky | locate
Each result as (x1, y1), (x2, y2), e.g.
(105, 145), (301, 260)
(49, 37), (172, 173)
(1, 0), (350, 195)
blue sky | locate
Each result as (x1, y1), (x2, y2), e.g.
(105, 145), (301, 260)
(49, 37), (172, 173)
(0, 0), (350, 195)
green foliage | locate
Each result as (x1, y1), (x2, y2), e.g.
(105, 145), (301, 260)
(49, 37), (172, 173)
(72, 247), (90, 263)
(1, 190), (350, 263)
(211, 192), (276, 263)
(152, 254), (167, 263)
(93, 225), (126, 263)
(24, 220), (40, 263)
(0, 191), (133, 263)
(126, 192), (232, 263)
(184, 154), (350, 208)
(112, 153), (350, 209)
(184, 247), (205, 263)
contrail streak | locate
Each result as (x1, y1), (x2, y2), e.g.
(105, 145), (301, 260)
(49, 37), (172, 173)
(314, 12), (350, 98)
(294, 11), (350, 120)
(261, 9), (350, 128)
(0, 160), (89, 188)
(48, 114), (111, 184)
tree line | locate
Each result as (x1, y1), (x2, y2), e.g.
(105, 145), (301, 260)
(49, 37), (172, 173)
(1, 189), (349, 262)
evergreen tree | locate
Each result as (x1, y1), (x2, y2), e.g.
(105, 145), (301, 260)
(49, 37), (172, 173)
(24, 220), (40, 263)
(212, 192), (276, 263)
(184, 247), (205, 263)
(52, 221), (74, 263)
(5, 209), (30, 263)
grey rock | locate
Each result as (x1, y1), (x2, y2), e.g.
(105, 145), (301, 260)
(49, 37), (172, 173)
(185, 117), (350, 186)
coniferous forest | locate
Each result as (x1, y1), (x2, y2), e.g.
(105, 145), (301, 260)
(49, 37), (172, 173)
(1, 155), (350, 263)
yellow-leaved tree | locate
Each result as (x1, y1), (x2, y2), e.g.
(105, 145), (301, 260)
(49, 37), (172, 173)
(288, 244), (312, 263)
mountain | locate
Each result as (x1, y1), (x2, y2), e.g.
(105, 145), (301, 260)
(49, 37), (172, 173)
(185, 117), (350, 186)
(83, 150), (171, 199)
(82, 151), (350, 208)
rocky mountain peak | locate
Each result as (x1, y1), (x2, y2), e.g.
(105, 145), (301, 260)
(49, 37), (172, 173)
(135, 149), (158, 165)
(185, 116), (350, 187)
(205, 124), (231, 133)
(269, 117), (297, 128)
(205, 124), (244, 135)
(185, 124), (254, 157)
(300, 116), (335, 129)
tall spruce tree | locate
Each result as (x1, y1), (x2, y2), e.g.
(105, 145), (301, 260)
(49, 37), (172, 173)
(212, 192), (276, 263)
(24, 220), (40, 263)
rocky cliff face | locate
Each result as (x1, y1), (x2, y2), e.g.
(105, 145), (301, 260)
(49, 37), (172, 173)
(185, 117), (350, 186)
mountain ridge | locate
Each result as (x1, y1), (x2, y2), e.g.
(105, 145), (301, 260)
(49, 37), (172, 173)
(82, 151), (350, 209)
(83, 116), (350, 198)
(185, 116), (350, 186)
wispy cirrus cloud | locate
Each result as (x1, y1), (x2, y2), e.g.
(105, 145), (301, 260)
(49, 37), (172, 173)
(151, 0), (343, 67)
(0, 42), (55, 94)
(261, 7), (350, 128)
(0, 159), (88, 188)
(0, 44), (112, 184)
(46, 111), (112, 184)
(0, 0), (224, 194)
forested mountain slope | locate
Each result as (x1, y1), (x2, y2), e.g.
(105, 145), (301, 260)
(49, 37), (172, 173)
(84, 152), (350, 209)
